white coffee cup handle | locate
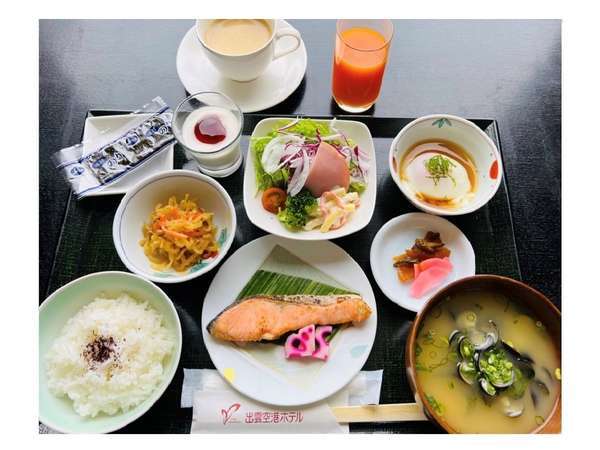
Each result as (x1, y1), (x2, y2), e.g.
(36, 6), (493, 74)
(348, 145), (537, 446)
(273, 28), (301, 60)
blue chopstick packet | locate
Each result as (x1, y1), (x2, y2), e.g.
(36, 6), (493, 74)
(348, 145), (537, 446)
(52, 97), (174, 199)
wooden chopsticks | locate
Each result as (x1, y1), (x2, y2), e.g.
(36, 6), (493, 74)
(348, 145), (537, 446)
(331, 403), (427, 423)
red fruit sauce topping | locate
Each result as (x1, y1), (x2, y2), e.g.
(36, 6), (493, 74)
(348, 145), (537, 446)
(194, 115), (227, 144)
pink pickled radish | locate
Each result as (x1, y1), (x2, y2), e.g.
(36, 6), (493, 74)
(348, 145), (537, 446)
(410, 266), (452, 299)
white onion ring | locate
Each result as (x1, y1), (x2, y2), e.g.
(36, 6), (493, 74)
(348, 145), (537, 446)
(287, 150), (310, 197)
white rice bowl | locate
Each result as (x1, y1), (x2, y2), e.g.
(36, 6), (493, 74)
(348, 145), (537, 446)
(45, 293), (175, 418)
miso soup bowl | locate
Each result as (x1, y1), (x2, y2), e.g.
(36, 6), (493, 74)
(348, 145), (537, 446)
(405, 275), (561, 434)
(389, 114), (503, 216)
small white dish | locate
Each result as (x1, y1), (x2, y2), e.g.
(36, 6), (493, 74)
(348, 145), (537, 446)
(113, 170), (236, 283)
(370, 213), (475, 312)
(243, 117), (377, 241)
(176, 20), (307, 113)
(82, 114), (174, 197)
(389, 114), (503, 216)
(201, 234), (377, 406)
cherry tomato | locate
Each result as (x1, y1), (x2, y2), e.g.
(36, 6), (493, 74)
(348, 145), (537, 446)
(261, 187), (287, 214)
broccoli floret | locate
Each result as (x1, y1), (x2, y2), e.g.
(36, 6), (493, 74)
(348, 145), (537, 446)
(277, 190), (318, 230)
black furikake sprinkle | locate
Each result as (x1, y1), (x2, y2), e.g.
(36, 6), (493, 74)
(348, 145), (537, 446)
(82, 334), (120, 369)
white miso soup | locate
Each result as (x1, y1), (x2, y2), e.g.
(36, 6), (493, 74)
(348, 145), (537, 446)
(415, 290), (560, 433)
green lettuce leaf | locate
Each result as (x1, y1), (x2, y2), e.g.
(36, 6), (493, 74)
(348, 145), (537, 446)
(349, 181), (367, 194)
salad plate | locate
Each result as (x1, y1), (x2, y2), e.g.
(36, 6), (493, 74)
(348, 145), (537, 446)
(176, 20), (307, 113)
(201, 234), (378, 406)
(243, 117), (377, 241)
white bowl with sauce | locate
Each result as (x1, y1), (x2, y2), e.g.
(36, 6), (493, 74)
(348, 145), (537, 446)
(389, 114), (503, 216)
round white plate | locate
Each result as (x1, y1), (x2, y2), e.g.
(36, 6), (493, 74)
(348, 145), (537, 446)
(370, 213), (475, 313)
(201, 235), (377, 406)
(176, 20), (307, 113)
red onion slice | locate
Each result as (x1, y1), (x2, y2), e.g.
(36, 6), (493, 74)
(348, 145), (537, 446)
(329, 118), (351, 147)
(354, 145), (370, 179)
(274, 142), (304, 171)
(262, 135), (304, 174)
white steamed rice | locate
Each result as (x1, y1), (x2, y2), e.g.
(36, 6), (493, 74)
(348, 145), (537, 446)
(45, 293), (175, 418)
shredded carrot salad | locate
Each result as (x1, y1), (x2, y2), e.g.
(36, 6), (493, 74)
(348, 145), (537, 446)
(140, 194), (219, 272)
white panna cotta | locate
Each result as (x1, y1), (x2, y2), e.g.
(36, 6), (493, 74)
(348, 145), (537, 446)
(181, 106), (240, 153)
(404, 152), (471, 203)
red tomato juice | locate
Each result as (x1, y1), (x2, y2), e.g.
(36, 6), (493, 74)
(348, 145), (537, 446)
(332, 27), (389, 111)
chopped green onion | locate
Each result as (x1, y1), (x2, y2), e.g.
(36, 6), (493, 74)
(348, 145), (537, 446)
(479, 348), (514, 386)
(535, 415), (545, 426)
(424, 155), (456, 186)
(460, 338), (475, 359)
(425, 393), (445, 416)
(415, 362), (431, 372)
(432, 336), (450, 349)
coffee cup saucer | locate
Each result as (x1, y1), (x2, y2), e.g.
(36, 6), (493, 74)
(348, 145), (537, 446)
(176, 20), (307, 113)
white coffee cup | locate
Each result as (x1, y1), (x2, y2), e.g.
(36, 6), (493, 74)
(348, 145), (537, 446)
(195, 19), (301, 82)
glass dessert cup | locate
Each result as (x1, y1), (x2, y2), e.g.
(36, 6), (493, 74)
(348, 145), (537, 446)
(172, 91), (243, 178)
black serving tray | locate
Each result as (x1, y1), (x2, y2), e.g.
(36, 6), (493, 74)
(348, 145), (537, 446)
(43, 112), (520, 434)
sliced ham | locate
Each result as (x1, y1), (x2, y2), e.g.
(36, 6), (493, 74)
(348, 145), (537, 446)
(410, 263), (453, 299)
(304, 142), (350, 197)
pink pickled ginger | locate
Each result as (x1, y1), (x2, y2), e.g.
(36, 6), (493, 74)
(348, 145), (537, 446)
(410, 258), (453, 299)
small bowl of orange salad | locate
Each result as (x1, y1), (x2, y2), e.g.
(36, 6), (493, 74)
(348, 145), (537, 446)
(113, 170), (236, 283)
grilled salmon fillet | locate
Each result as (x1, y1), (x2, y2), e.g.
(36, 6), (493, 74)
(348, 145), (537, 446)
(207, 294), (371, 342)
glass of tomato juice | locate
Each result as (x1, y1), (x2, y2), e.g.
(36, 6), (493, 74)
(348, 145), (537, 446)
(332, 19), (394, 113)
